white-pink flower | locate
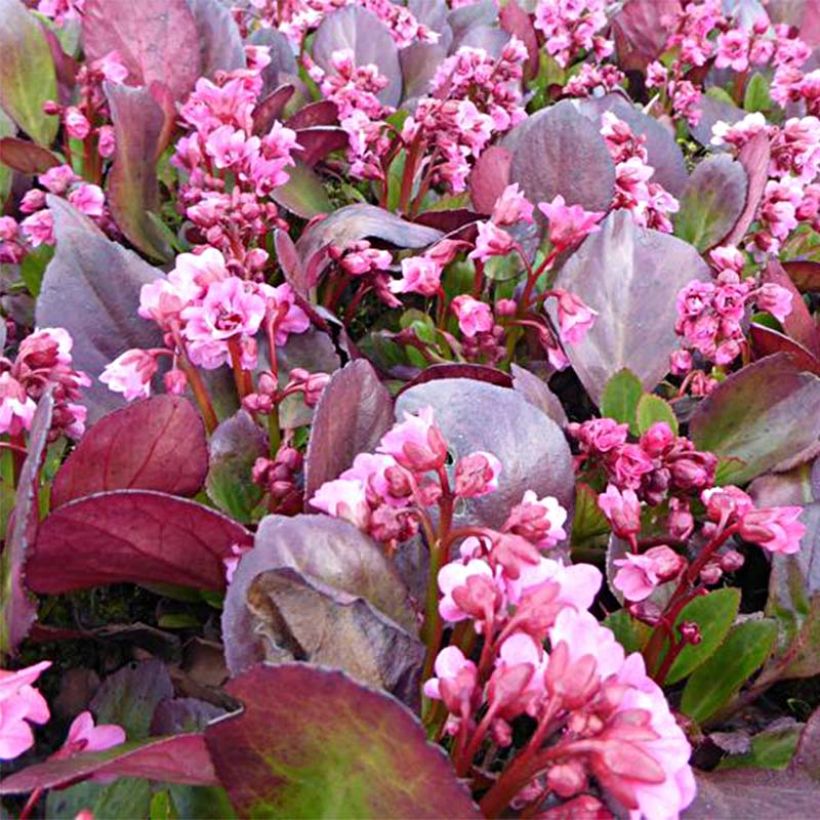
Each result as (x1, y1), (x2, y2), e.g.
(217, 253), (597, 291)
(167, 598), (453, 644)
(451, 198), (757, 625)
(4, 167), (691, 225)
(0, 372), (37, 435)
(257, 282), (311, 345)
(437, 558), (499, 623)
(553, 289), (598, 345)
(377, 406), (448, 472)
(390, 256), (442, 297)
(0, 661), (51, 760)
(99, 349), (158, 401)
(504, 556), (601, 611)
(309, 477), (371, 530)
(67, 184), (105, 217)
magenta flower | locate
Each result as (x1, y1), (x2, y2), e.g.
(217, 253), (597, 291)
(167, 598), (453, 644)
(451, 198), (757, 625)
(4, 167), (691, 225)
(99, 349), (158, 401)
(60, 711), (126, 756)
(538, 195), (604, 251)
(701, 486), (755, 522)
(553, 289), (598, 344)
(715, 29), (750, 72)
(377, 406), (448, 472)
(39, 164), (78, 195)
(258, 282), (310, 345)
(451, 295), (494, 338)
(67, 184), (105, 217)
(20, 209), (55, 248)
(0, 661), (51, 761)
(597, 484), (641, 539)
(0, 372), (37, 436)
(504, 557), (601, 612)
(491, 183), (534, 226)
(755, 283), (794, 322)
(613, 546), (684, 602)
(454, 451), (502, 498)
(390, 256), (442, 297)
(64, 106), (91, 140)
(739, 506), (806, 555)
(469, 220), (515, 262)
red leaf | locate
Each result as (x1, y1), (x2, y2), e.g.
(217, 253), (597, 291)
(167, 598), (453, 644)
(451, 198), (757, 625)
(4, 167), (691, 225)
(469, 145), (512, 215)
(750, 324), (820, 376)
(724, 132), (770, 247)
(285, 100), (339, 130)
(783, 260), (820, 294)
(0, 734), (216, 795)
(27, 490), (252, 594)
(611, 0), (681, 71)
(763, 258), (819, 357)
(252, 85), (295, 135)
(0, 137), (60, 173)
(51, 396), (209, 508)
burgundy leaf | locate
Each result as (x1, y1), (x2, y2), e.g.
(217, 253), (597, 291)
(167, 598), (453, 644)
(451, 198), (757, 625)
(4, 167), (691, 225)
(35, 197), (165, 422)
(469, 145), (512, 215)
(27, 490), (252, 594)
(304, 359), (393, 500)
(150, 697), (226, 735)
(611, 0), (681, 71)
(104, 82), (172, 261)
(82, 0), (200, 102)
(508, 100), (616, 214)
(204, 664), (480, 818)
(0, 388), (52, 655)
(783, 260), (820, 294)
(273, 228), (306, 294)
(396, 378), (574, 542)
(222, 514), (417, 676)
(398, 363), (513, 394)
(0, 735), (216, 795)
(762, 259), (819, 357)
(724, 131), (770, 246)
(549, 210), (711, 403)
(312, 6), (402, 108)
(399, 41), (448, 105)
(188, 0), (246, 78)
(413, 208), (481, 234)
(292, 126), (348, 167)
(0, 137), (60, 173)
(51, 396), (209, 508)
(252, 85), (295, 136)
(285, 100), (339, 131)
(750, 323), (820, 376)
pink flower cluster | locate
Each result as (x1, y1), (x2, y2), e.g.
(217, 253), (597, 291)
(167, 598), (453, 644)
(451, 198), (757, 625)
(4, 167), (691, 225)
(570, 419), (717, 514)
(0, 165), (111, 264)
(402, 40), (528, 193)
(672, 248), (793, 375)
(101, 247), (309, 401)
(1, 327), (89, 439)
(533, 0), (613, 69)
(600, 113), (679, 233)
(173, 52), (300, 264)
(426, 549), (695, 818)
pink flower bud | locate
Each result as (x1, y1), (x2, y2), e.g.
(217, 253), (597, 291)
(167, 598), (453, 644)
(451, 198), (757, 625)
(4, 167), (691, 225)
(639, 422), (675, 458)
(377, 406), (448, 473)
(64, 106), (91, 140)
(163, 369), (188, 395)
(598, 485), (641, 538)
(454, 451), (502, 498)
(679, 621), (702, 644)
(719, 549), (745, 573)
(667, 498), (695, 540)
(699, 563), (723, 585)
(547, 759), (588, 798)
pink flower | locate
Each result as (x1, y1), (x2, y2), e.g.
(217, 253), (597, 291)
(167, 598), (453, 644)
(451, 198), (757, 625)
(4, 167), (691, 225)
(548, 608), (625, 680)
(469, 220), (515, 262)
(390, 256), (442, 297)
(598, 485), (641, 539)
(504, 557), (602, 612)
(493, 632), (548, 717)
(309, 478), (370, 530)
(67, 184), (105, 217)
(715, 29), (750, 73)
(258, 282), (310, 345)
(378, 407), (448, 473)
(97, 125), (116, 158)
(553, 289), (598, 344)
(739, 506), (806, 555)
(701, 486), (755, 522)
(20, 209), (54, 247)
(183, 278), (266, 349)
(451, 295), (494, 338)
(39, 164), (78, 195)
(454, 451), (502, 498)
(422, 646), (478, 713)
(538, 195), (604, 251)
(64, 106), (91, 140)
(205, 124), (260, 169)
(99, 349), (158, 401)
(437, 558), (501, 623)
(613, 546), (684, 602)
(0, 372), (37, 435)
(611, 444), (655, 490)
(508, 490), (568, 549)
(94, 51), (129, 84)
(491, 183), (533, 226)
(570, 418), (629, 454)
(755, 283), (793, 322)
(0, 661), (51, 760)
(60, 711), (125, 756)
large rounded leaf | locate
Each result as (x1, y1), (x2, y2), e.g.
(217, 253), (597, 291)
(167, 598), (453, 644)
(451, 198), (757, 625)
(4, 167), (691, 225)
(508, 100), (616, 213)
(222, 514), (417, 675)
(188, 0), (246, 78)
(548, 210), (711, 404)
(395, 378), (575, 540)
(51, 396), (208, 508)
(690, 354), (820, 484)
(312, 7), (402, 108)
(27, 491), (252, 594)
(204, 664), (480, 818)
(611, 0), (681, 71)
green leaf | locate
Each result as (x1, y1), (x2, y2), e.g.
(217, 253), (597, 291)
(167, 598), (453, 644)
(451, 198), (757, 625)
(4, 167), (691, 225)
(718, 723), (802, 771)
(150, 790), (180, 820)
(636, 393), (679, 435)
(571, 482), (611, 544)
(204, 665), (480, 819)
(744, 73), (772, 113)
(0, 0), (58, 145)
(0, 107), (15, 202)
(271, 162), (332, 218)
(681, 618), (777, 723)
(600, 368), (642, 433)
(605, 609), (651, 654)
(19, 243), (54, 297)
(665, 587), (741, 684)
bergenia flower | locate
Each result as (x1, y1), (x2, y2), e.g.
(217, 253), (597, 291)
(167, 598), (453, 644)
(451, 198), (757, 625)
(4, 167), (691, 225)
(0, 661), (51, 761)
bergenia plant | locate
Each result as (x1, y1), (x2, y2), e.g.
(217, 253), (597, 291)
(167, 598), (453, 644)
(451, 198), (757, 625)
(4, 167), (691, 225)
(0, 0), (818, 817)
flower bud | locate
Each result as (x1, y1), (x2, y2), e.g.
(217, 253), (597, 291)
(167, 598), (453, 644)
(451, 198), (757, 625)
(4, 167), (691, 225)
(679, 621), (702, 645)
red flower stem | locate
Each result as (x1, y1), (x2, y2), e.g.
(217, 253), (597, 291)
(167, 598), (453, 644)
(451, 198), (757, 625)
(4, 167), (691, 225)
(19, 787), (42, 820)
(343, 281), (372, 325)
(455, 703), (500, 777)
(178, 358), (218, 435)
(398, 134), (423, 214)
(227, 336), (253, 401)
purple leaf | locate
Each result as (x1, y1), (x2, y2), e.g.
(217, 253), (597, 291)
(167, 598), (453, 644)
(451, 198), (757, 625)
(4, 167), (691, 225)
(295, 204), (443, 279)
(312, 6), (402, 108)
(187, 0), (246, 78)
(249, 27), (300, 99)
(270, 161), (333, 218)
(690, 94), (745, 147)
(511, 364), (568, 427)
(674, 154), (747, 251)
(35, 197), (164, 422)
(82, 0), (200, 102)
(549, 210), (711, 403)
(285, 100), (339, 131)
(396, 378), (574, 541)
(690, 353), (820, 484)
(784, 260), (820, 294)
(398, 363), (513, 393)
(246, 567), (425, 706)
(304, 359), (393, 501)
(204, 664), (480, 817)
(724, 131), (770, 246)
(27, 490), (252, 594)
(105, 82), (173, 261)
(0, 137), (60, 173)
(51, 396), (209, 508)
(611, 0), (681, 71)
(0, 388), (52, 655)
(468, 145), (512, 215)
(508, 100), (616, 214)
(222, 514), (417, 676)
(292, 126), (348, 167)
(151, 698), (226, 735)
(0, 735), (217, 795)
(0, 0), (58, 145)
(252, 85), (295, 136)
(400, 42), (448, 105)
